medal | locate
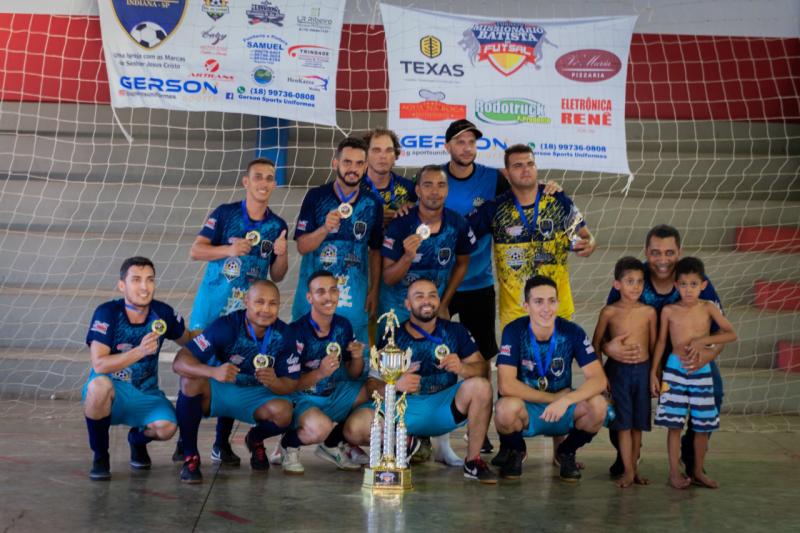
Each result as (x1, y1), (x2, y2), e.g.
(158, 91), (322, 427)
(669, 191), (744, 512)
(254, 354), (275, 369)
(528, 323), (557, 392)
(416, 224), (431, 240)
(537, 376), (549, 391)
(326, 342), (342, 362)
(434, 344), (450, 361)
(337, 202), (353, 219)
(151, 319), (167, 336)
(245, 230), (261, 246)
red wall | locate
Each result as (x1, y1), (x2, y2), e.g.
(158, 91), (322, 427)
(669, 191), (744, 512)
(1, 14), (798, 120)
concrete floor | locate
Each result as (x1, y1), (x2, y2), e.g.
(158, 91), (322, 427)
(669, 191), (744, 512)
(0, 401), (798, 533)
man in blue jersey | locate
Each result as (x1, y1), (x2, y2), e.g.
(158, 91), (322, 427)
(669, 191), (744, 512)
(602, 224), (725, 477)
(362, 128), (418, 227)
(292, 137), (384, 348)
(271, 271), (369, 474)
(494, 275), (608, 481)
(179, 157), (289, 467)
(83, 257), (194, 480)
(172, 281), (298, 483)
(343, 278), (498, 484)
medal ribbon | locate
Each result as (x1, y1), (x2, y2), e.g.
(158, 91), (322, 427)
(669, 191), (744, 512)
(335, 182), (358, 204)
(246, 318), (272, 355)
(512, 186), (543, 236)
(240, 199), (268, 232)
(125, 303), (160, 328)
(364, 172), (396, 205)
(528, 324), (557, 381)
(308, 315), (332, 339)
(409, 322), (444, 345)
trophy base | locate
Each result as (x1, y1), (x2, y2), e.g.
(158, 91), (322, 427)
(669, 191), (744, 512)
(362, 467), (413, 492)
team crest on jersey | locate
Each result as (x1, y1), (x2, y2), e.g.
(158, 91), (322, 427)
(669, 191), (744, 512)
(460, 21), (549, 77)
(111, 0), (186, 50)
(539, 217), (554, 238)
(297, 219), (308, 231)
(382, 236), (395, 250)
(320, 244), (337, 265)
(437, 248), (452, 266)
(504, 247), (525, 270)
(223, 257), (241, 281)
(91, 320), (109, 334)
(230, 354), (245, 365)
(112, 368), (132, 382)
(204, 217), (217, 230)
(260, 239), (274, 258)
(353, 220), (367, 241)
(194, 334), (211, 351)
(500, 344), (511, 356)
(550, 357), (566, 376)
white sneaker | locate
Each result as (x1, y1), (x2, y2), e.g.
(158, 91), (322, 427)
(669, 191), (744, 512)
(343, 443), (370, 466)
(314, 443), (361, 471)
(268, 442), (283, 465)
(280, 446), (305, 475)
(433, 434), (464, 466)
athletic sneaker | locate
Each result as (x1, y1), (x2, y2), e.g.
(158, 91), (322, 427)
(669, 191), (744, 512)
(314, 443), (361, 471)
(171, 439), (184, 463)
(211, 442), (241, 467)
(557, 452), (581, 482)
(481, 436), (494, 454)
(128, 430), (152, 470)
(268, 442), (283, 465)
(245, 431), (270, 472)
(500, 449), (524, 479)
(411, 437), (432, 464)
(343, 443), (370, 466)
(89, 455), (111, 481)
(180, 455), (202, 484)
(492, 447), (528, 468)
(463, 457), (498, 484)
(279, 446), (305, 475)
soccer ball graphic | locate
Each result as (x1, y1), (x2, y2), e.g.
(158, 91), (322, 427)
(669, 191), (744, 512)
(130, 21), (167, 48)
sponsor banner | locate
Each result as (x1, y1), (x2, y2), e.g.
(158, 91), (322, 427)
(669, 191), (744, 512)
(97, 0), (345, 125)
(382, 5), (635, 174)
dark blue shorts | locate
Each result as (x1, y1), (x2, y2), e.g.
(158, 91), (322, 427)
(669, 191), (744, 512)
(606, 360), (651, 431)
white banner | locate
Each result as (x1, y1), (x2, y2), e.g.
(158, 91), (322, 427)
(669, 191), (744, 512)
(97, 0), (344, 125)
(382, 5), (636, 174)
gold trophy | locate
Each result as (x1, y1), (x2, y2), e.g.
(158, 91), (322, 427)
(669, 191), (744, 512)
(362, 310), (413, 492)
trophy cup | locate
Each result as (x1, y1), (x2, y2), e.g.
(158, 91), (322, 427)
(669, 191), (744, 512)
(564, 204), (585, 251)
(362, 310), (413, 492)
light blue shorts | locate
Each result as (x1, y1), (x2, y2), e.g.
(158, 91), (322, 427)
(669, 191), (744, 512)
(209, 380), (292, 425)
(522, 401), (578, 438)
(82, 376), (175, 428)
(404, 382), (466, 437)
(293, 380), (365, 425)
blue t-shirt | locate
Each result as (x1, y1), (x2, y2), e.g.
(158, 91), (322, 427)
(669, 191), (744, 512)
(86, 299), (186, 392)
(292, 183), (383, 327)
(191, 201), (288, 329)
(187, 310), (298, 388)
(375, 319), (478, 395)
(497, 316), (597, 393)
(287, 313), (356, 396)
(361, 172), (418, 210)
(379, 206), (476, 321)
(442, 162), (507, 291)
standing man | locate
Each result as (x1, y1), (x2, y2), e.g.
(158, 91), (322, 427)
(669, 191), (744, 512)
(292, 137), (384, 347)
(362, 128), (418, 227)
(83, 257), (194, 480)
(172, 281), (298, 483)
(180, 157), (289, 467)
(602, 224), (725, 477)
(343, 278), (497, 484)
(493, 276), (608, 481)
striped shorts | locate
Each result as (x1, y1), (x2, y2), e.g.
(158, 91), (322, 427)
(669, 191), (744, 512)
(654, 354), (719, 432)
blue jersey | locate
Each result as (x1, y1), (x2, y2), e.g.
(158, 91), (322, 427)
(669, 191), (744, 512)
(442, 162), (507, 291)
(380, 207), (476, 321)
(376, 319), (478, 395)
(287, 313), (355, 396)
(292, 183), (383, 328)
(190, 201), (288, 329)
(188, 310), (299, 388)
(497, 316), (597, 393)
(362, 172), (418, 210)
(86, 299), (186, 392)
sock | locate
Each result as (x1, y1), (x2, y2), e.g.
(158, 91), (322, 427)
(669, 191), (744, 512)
(556, 429), (596, 456)
(86, 416), (111, 460)
(323, 423), (345, 448)
(215, 417), (235, 448)
(128, 427), (153, 446)
(499, 431), (525, 452)
(176, 392), (203, 457)
(280, 428), (303, 449)
(250, 420), (285, 444)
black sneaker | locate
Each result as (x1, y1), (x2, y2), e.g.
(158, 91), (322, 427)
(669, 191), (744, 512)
(463, 457), (497, 484)
(500, 449), (524, 479)
(180, 455), (202, 484)
(171, 439), (184, 463)
(89, 455), (111, 481)
(491, 447), (510, 467)
(406, 436), (421, 458)
(480, 436), (494, 454)
(128, 430), (151, 470)
(558, 452), (581, 482)
(609, 453), (624, 478)
(211, 442), (241, 467)
(410, 436), (432, 464)
(245, 431), (269, 471)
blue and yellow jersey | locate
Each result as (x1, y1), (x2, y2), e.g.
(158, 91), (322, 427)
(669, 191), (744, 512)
(362, 172), (418, 210)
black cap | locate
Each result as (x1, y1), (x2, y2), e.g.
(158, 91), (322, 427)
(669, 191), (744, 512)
(444, 119), (483, 143)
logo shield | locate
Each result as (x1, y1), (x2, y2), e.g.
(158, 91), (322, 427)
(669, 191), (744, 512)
(112, 0), (187, 50)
